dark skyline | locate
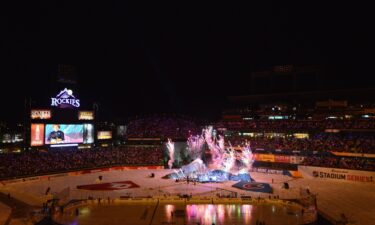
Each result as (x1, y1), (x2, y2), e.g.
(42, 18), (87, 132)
(2, 2), (373, 122)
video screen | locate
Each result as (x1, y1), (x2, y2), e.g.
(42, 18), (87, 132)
(97, 131), (112, 140)
(117, 125), (126, 138)
(83, 124), (94, 144)
(31, 124), (45, 146)
(45, 124), (83, 145)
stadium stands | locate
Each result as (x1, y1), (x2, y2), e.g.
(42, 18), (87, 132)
(126, 115), (201, 139)
(0, 146), (163, 179)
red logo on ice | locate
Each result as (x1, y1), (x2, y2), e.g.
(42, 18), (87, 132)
(242, 183), (264, 190)
(77, 181), (140, 190)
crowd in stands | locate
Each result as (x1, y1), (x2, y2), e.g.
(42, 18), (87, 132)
(2, 115), (375, 179)
(218, 119), (375, 131)
(127, 115), (201, 139)
(301, 156), (375, 171)
(0, 146), (163, 179)
(227, 133), (375, 153)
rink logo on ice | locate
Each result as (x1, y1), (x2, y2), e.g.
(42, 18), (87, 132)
(232, 181), (272, 193)
(77, 181), (140, 190)
(242, 183), (264, 190)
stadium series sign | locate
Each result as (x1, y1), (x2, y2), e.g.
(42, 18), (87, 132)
(51, 88), (80, 108)
(299, 166), (375, 183)
(312, 169), (373, 182)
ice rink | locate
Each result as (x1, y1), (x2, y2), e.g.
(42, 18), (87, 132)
(1, 169), (375, 225)
(53, 202), (304, 225)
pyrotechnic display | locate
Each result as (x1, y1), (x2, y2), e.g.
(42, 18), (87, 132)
(165, 126), (254, 182)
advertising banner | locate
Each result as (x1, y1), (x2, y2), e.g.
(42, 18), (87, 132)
(290, 156), (305, 164)
(31, 124), (44, 146)
(253, 154), (305, 164)
(97, 131), (112, 140)
(298, 166), (375, 183)
(256, 154), (275, 162)
(275, 155), (291, 163)
(31, 110), (51, 119)
(331, 151), (375, 158)
(78, 111), (94, 120)
(251, 167), (285, 175)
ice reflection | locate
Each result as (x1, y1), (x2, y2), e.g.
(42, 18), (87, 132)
(186, 204), (253, 225)
(165, 204), (175, 221)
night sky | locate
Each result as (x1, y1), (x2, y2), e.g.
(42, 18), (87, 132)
(2, 2), (373, 122)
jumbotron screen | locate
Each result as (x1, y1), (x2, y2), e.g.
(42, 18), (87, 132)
(83, 124), (94, 144)
(45, 124), (84, 145)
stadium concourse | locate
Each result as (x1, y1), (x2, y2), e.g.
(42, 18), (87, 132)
(0, 168), (374, 225)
